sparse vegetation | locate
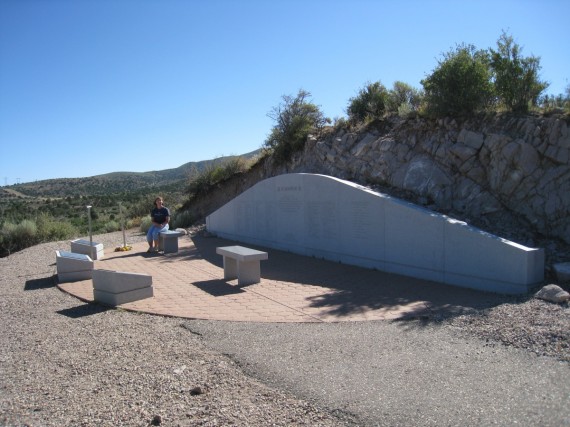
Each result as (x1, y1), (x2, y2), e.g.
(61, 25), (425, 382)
(186, 156), (254, 199)
(347, 81), (390, 124)
(264, 89), (327, 165)
(0, 216), (77, 257)
(489, 31), (549, 113)
(1, 31), (566, 257)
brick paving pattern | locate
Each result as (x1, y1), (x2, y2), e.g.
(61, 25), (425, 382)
(58, 234), (503, 322)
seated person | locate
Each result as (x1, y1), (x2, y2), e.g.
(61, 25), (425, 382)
(146, 197), (170, 252)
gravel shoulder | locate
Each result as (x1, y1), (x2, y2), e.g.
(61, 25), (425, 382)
(1, 230), (569, 426)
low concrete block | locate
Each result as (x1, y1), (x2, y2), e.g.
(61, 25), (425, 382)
(58, 270), (93, 282)
(159, 230), (185, 254)
(553, 262), (570, 283)
(93, 286), (154, 306)
(56, 250), (94, 282)
(92, 269), (152, 293)
(70, 239), (105, 260)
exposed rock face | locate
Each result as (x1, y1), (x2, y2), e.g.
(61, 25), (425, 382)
(287, 113), (570, 245)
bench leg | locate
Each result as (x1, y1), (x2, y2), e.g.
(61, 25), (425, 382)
(159, 235), (179, 254)
(237, 260), (261, 285)
(223, 257), (238, 280)
(163, 238), (179, 254)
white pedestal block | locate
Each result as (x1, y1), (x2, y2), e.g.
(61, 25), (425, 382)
(159, 230), (184, 254)
(70, 239), (105, 260)
(56, 250), (94, 282)
(92, 269), (152, 293)
(92, 269), (153, 305)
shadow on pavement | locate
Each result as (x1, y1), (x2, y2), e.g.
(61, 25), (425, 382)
(192, 233), (510, 323)
(193, 279), (247, 296)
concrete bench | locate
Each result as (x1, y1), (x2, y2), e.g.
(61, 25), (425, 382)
(56, 250), (94, 282)
(92, 269), (153, 305)
(70, 239), (104, 260)
(216, 245), (268, 285)
(159, 230), (185, 254)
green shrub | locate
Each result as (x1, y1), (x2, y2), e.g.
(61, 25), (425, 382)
(14, 220), (37, 246)
(140, 216), (152, 233)
(104, 220), (120, 233)
(387, 81), (423, 114)
(421, 43), (494, 116)
(332, 116), (348, 131)
(397, 102), (414, 117)
(489, 31), (549, 113)
(129, 196), (157, 218)
(127, 218), (141, 229)
(0, 220), (37, 256)
(1, 222), (19, 255)
(540, 91), (569, 112)
(347, 81), (389, 124)
(171, 210), (196, 229)
(36, 214), (77, 242)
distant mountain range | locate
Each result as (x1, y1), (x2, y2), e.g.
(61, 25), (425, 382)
(2, 150), (261, 198)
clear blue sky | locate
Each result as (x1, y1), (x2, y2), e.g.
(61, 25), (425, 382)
(1, 0), (568, 185)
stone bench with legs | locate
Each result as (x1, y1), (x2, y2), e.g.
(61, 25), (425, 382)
(216, 245), (268, 285)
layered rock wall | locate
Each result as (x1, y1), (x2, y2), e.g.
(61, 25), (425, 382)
(286, 114), (570, 244)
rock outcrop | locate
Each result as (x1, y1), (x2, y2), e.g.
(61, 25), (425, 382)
(285, 113), (570, 246)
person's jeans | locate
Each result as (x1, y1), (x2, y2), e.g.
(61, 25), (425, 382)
(147, 224), (169, 243)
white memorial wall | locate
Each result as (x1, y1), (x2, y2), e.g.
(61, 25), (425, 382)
(206, 173), (544, 294)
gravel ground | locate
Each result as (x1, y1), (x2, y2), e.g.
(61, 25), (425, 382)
(0, 231), (347, 427)
(1, 230), (569, 426)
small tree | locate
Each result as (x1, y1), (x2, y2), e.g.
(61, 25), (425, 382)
(421, 43), (494, 116)
(386, 81), (423, 114)
(489, 31), (549, 113)
(346, 81), (389, 124)
(264, 89), (326, 165)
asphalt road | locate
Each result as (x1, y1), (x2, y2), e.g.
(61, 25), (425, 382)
(184, 319), (570, 427)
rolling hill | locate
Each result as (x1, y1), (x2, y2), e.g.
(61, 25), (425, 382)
(1, 150), (261, 198)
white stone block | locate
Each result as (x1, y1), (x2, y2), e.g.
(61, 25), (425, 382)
(93, 286), (154, 306)
(70, 239), (104, 260)
(56, 250), (94, 282)
(92, 269), (152, 293)
(553, 262), (570, 283)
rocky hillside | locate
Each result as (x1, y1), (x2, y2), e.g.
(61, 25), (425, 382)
(185, 112), (570, 281)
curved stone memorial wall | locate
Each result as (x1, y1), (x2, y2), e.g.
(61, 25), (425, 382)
(206, 173), (544, 294)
